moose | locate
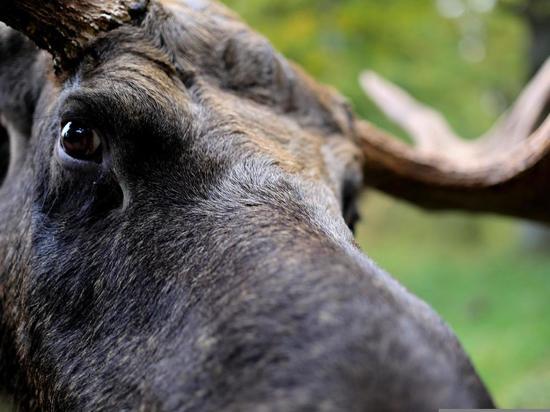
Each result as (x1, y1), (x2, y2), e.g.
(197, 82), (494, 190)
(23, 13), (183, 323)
(0, 0), (549, 410)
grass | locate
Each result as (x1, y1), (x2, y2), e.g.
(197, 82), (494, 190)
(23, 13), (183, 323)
(356, 192), (550, 408)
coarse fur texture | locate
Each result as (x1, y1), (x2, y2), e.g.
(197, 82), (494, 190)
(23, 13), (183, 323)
(0, 0), (495, 410)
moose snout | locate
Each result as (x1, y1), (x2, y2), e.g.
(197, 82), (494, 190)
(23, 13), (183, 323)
(137, 227), (495, 412)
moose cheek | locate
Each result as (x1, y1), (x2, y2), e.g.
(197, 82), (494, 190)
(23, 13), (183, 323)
(50, 138), (124, 217)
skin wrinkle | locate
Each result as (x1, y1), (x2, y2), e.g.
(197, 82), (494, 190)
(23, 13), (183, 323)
(0, 1), (495, 411)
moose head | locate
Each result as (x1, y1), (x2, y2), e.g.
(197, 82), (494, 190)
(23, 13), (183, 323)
(1, 0), (549, 410)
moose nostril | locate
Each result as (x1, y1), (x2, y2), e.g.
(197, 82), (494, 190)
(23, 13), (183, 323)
(60, 121), (102, 162)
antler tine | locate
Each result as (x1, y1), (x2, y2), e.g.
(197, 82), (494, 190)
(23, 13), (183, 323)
(360, 56), (550, 161)
(359, 71), (464, 155)
(356, 59), (550, 224)
(482, 57), (550, 146)
(1, 0), (150, 72)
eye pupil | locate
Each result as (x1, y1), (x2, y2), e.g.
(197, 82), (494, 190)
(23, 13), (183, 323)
(60, 121), (102, 162)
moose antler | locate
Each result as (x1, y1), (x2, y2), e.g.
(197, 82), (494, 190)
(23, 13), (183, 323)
(357, 58), (550, 224)
(1, 0), (149, 71)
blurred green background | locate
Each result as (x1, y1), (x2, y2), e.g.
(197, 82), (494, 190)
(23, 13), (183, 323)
(222, 0), (550, 408)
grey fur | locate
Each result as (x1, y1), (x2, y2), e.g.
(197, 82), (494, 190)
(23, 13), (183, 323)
(0, 1), (494, 411)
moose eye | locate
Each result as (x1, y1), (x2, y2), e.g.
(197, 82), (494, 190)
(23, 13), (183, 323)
(60, 121), (102, 162)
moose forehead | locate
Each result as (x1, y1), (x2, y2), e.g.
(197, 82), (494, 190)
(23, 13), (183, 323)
(18, 1), (368, 272)
(41, 1), (362, 210)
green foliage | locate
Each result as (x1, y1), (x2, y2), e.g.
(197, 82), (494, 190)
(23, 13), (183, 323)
(222, 0), (549, 408)
(222, 0), (527, 139)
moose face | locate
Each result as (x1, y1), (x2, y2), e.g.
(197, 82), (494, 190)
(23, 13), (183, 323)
(31, 0), (363, 248)
(0, 1), (495, 411)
